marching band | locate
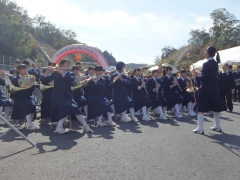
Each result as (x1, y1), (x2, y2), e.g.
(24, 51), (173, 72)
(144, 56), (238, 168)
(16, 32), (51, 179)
(0, 46), (239, 135)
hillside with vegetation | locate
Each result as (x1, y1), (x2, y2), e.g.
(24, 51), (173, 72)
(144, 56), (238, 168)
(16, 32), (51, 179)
(0, 0), (117, 66)
(155, 8), (240, 68)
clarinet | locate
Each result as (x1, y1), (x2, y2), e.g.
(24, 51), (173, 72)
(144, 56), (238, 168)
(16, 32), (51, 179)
(154, 78), (160, 100)
(141, 78), (149, 97)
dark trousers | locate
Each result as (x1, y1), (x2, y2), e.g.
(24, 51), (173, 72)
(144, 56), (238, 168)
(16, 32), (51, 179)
(220, 90), (233, 111)
(234, 86), (240, 101)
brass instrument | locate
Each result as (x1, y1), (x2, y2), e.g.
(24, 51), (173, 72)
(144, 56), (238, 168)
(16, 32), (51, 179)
(158, 64), (163, 75)
(71, 73), (86, 91)
(142, 69), (152, 78)
(140, 66), (149, 72)
(40, 80), (54, 92)
(127, 68), (134, 76)
(186, 54), (196, 93)
(9, 74), (35, 94)
(105, 66), (116, 73)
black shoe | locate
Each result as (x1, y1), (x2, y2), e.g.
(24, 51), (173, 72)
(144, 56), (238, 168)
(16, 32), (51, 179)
(229, 109), (233, 112)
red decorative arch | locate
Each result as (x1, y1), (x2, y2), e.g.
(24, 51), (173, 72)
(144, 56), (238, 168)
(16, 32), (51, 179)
(51, 44), (109, 68)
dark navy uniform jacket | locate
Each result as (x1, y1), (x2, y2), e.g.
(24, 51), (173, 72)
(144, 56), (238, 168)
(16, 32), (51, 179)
(110, 73), (131, 97)
(28, 68), (40, 82)
(218, 71), (235, 91)
(86, 77), (107, 100)
(162, 75), (180, 95)
(147, 77), (159, 99)
(42, 71), (75, 100)
(103, 74), (113, 100)
(130, 77), (148, 98)
(196, 58), (219, 92)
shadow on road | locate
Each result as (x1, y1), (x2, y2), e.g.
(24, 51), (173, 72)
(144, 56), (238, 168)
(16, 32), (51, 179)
(33, 122), (86, 154)
(0, 147), (33, 161)
(205, 132), (240, 158)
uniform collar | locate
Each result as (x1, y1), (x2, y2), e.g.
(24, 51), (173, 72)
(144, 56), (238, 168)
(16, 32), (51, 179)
(208, 57), (214, 61)
(116, 71), (122, 76)
(166, 74), (171, 78)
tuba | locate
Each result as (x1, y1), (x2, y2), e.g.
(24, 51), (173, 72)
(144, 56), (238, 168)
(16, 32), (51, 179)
(9, 74), (35, 94)
(71, 73), (86, 91)
(40, 80), (54, 92)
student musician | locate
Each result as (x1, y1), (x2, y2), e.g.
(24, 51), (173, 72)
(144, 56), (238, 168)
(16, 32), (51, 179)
(9, 60), (20, 79)
(42, 59), (92, 134)
(102, 69), (113, 102)
(11, 64), (37, 130)
(110, 62), (138, 122)
(72, 66), (88, 117)
(85, 66), (116, 127)
(130, 68), (152, 121)
(75, 62), (82, 71)
(29, 63), (40, 82)
(40, 68), (54, 120)
(218, 64), (235, 112)
(146, 70), (168, 120)
(233, 65), (240, 102)
(0, 70), (12, 125)
(177, 70), (196, 116)
(83, 66), (95, 100)
(194, 47), (226, 134)
(162, 66), (184, 118)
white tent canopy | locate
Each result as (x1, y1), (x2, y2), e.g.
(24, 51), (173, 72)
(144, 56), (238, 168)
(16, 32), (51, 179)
(191, 46), (240, 70)
(149, 63), (179, 73)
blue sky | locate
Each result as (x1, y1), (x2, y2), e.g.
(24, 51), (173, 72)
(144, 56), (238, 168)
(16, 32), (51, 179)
(16, 0), (240, 64)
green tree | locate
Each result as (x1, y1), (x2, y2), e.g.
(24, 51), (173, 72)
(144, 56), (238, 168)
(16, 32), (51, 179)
(160, 46), (177, 61)
(210, 8), (240, 48)
(188, 28), (209, 46)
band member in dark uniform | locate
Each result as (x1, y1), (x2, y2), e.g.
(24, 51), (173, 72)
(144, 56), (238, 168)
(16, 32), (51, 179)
(29, 63), (40, 82)
(40, 68), (54, 120)
(102, 70), (113, 102)
(130, 68), (152, 121)
(11, 64), (37, 130)
(83, 66), (95, 100)
(162, 66), (184, 118)
(9, 60), (20, 79)
(72, 66), (88, 116)
(43, 62), (53, 74)
(42, 59), (92, 134)
(233, 65), (240, 102)
(75, 62), (82, 71)
(218, 64), (235, 112)
(85, 66), (115, 127)
(177, 70), (196, 116)
(0, 70), (12, 124)
(146, 70), (168, 120)
(110, 62), (137, 122)
(194, 47), (226, 134)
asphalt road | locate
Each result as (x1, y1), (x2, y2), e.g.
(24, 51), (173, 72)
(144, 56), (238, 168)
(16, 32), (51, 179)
(0, 103), (240, 180)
